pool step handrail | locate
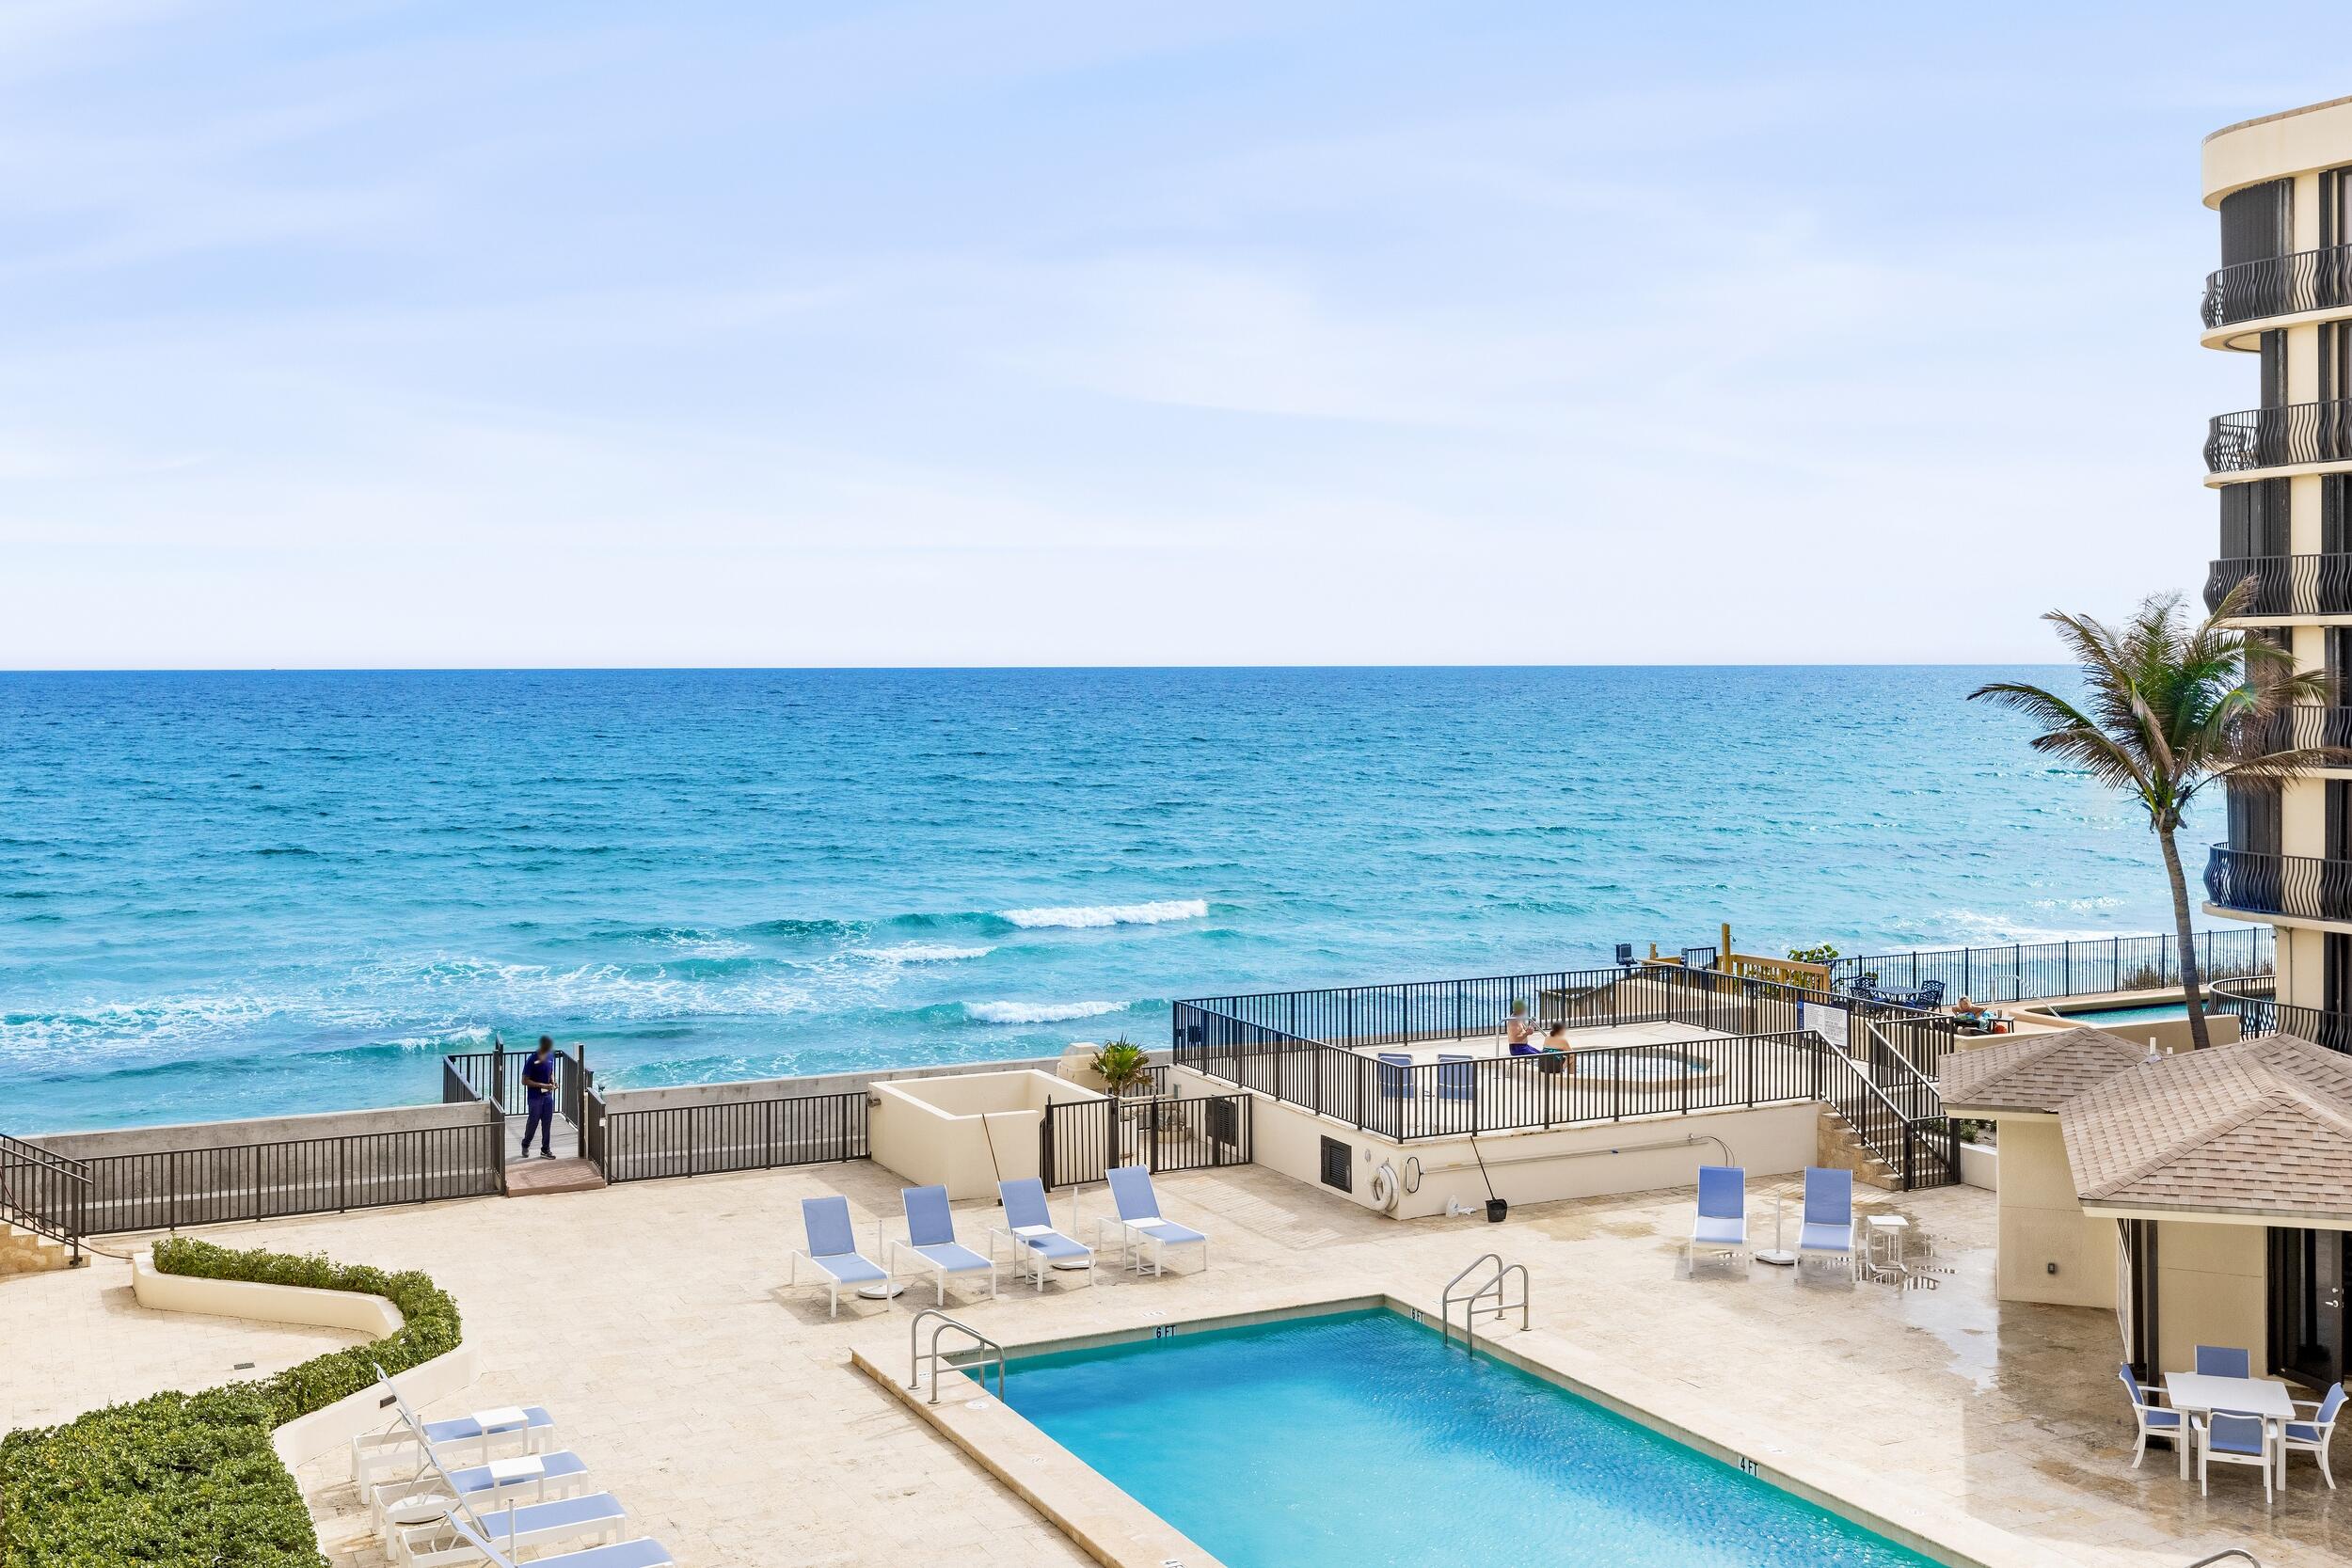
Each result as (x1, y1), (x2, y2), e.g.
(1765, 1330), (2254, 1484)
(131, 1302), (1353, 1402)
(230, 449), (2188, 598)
(908, 1307), (1007, 1405)
(2180, 1551), (2259, 1568)
(1439, 1252), (1529, 1351)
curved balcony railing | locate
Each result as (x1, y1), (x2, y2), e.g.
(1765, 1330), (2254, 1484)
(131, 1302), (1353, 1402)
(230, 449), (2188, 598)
(2202, 244), (2352, 331)
(2205, 400), (2352, 475)
(2207, 974), (2352, 1054)
(2203, 553), (2352, 617)
(2205, 844), (2352, 922)
(2239, 705), (2352, 755)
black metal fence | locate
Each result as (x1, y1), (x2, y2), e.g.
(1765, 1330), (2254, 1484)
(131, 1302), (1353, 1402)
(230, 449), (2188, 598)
(2203, 243), (2352, 331)
(444, 1045), (588, 1121)
(0, 1132), (90, 1259)
(2206, 399), (2352, 474)
(587, 1089), (868, 1183)
(1038, 1092), (1253, 1189)
(72, 1122), (504, 1235)
(1830, 927), (2272, 1004)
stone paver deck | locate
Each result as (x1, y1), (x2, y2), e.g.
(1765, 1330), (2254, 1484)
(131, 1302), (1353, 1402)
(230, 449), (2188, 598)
(0, 1256), (367, 1432)
(2, 1163), (2340, 1568)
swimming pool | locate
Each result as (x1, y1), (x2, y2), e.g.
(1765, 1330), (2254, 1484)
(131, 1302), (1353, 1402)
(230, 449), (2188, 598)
(2052, 1002), (2185, 1025)
(993, 1308), (1942, 1568)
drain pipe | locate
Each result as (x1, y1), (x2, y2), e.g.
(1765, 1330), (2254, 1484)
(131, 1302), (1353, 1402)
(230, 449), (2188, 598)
(1414, 1132), (1735, 1177)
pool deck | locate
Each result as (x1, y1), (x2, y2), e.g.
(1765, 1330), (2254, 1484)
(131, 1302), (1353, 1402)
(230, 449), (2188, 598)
(1, 1164), (2341, 1568)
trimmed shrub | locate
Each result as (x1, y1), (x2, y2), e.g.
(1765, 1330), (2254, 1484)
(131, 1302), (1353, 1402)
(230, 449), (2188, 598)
(0, 1242), (462, 1568)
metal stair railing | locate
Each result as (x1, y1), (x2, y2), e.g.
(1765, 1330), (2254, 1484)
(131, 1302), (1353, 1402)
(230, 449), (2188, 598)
(908, 1308), (1007, 1405)
(0, 1132), (91, 1265)
(1440, 1253), (1529, 1352)
(2181, 1550), (2260, 1567)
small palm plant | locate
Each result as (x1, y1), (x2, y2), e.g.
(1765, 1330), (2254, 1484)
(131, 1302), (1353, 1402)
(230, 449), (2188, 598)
(1969, 583), (2348, 1048)
(1090, 1038), (1152, 1099)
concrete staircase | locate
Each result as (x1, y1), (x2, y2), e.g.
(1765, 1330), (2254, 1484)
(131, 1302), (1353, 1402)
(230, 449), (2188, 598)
(1815, 1107), (1903, 1192)
(0, 1220), (74, 1277)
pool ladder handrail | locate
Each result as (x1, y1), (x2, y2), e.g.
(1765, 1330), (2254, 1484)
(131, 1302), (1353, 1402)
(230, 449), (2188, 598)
(908, 1307), (1007, 1406)
(1440, 1252), (1529, 1351)
(2181, 1551), (2260, 1568)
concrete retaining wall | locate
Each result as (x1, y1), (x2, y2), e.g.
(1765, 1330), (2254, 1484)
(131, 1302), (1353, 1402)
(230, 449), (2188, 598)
(33, 1101), (490, 1158)
(601, 1054), (1062, 1113)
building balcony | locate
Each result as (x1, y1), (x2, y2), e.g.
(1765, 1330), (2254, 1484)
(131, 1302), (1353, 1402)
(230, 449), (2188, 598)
(2201, 244), (2352, 345)
(2204, 400), (2352, 478)
(2206, 974), (2352, 1053)
(2205, 844), (2352, 923)
(2203, 553), (2352, 617)
(2241, 705), (2352, 755)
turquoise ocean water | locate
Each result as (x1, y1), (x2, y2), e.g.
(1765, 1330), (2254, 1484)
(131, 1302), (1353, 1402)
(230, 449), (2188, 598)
(0, 668), (2211, 1132)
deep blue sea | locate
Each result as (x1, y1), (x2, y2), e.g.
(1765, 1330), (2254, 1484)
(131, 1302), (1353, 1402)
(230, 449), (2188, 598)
(0, 668), (2212, 1132)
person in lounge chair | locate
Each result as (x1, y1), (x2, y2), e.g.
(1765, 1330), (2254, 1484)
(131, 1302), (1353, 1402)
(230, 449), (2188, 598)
(1950, 996), (1988, 1031)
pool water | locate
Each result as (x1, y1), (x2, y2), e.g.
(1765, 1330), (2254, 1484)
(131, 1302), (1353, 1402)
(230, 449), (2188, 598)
(993, 1308), (1941, 1568)
(2055, 1002), (2186, 1025)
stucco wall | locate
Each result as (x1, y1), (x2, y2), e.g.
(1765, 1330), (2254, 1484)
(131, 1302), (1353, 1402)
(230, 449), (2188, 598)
(1991, 1117), (2116, 1309)
(2153, 1219), (2268, 1378)
(1222, 1080), (1818, 1222)
(867, 1070), (1104, 1200)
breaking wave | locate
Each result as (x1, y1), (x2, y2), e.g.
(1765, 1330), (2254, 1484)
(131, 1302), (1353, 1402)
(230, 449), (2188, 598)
(997, 898), (1207, 930)
(963, 1000), (1125, 1024)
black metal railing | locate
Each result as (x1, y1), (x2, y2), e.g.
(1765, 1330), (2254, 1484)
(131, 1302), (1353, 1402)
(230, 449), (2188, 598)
(443, 1045), (587, 1119)
(590, 1089), (867, 1184)
(1830, 927), (2271, 1002)
(2203, 243), (2352, 331)
(2240, 705), (2352, 754)
(2206, 400), (2352, 475)
(0, 1132), (90, 1259)
(2204, 554), (2352, 617)
(74, 1122), (503, 1235)
(2207, 975), (2352, 1054)
(1037, 1091), (1251, 1188)
(2204, 844), (2352, 923)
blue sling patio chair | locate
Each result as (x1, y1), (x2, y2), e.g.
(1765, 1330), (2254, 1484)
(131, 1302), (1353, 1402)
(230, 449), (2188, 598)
(788, 1195), (889, 1318)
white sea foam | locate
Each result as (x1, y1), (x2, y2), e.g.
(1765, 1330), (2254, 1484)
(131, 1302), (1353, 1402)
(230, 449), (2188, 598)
(997, 898), (1207, 929)
(964, 1000), (1124, 1024)
(856, 942), (993, 965)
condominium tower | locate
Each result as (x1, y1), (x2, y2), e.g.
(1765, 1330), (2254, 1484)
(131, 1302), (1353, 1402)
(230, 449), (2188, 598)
(2201, 97), (2352, 1047)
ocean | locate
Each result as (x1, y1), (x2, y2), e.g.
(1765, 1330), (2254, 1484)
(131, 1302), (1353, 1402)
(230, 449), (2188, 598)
(0, 667), (2212, 1132)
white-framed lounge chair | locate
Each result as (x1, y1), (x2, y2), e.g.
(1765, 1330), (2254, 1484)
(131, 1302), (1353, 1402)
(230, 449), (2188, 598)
(990, 1177), (1094, 1291)
(2116, 1365), (2182, 1470)
(1685, 1164), (1747, 1272)
(789, 1194), (889, 1318)
(2194, 1343), (2252, 1379)
(2283, 1383), (2345, 1489)
(889, 1183), (998, 1305)
(2193, 1408), (2275, 1502)
(354, 1365), (555, 1497)
(389, 1449), (629, 1568)
(369, 1444), (596, 1537)
(1098, 1164), (1207, 1276)
(1795, 1166), (1854, 1277)
(443, 1507), (674, 1568)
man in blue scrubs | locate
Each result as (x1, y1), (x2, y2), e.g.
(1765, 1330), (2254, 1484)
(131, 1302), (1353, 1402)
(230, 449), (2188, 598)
(521, 1037), (558, 1159)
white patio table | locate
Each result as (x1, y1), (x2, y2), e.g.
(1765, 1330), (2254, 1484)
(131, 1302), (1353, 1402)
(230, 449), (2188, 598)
(2163, 1371), (2300, 1486)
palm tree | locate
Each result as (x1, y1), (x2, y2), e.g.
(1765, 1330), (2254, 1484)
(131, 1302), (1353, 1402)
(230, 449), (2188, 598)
(1969, 583), (2349, 1049)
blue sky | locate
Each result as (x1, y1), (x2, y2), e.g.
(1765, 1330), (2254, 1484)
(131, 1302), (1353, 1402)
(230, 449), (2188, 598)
(3, 2), (2344, 668)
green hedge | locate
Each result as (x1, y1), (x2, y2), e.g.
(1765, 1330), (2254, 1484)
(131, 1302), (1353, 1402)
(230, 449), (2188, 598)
(0, 1240), (462, 1568)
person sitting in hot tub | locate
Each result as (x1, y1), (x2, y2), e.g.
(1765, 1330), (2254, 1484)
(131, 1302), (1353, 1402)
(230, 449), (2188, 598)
(1505, 1000), (1535, 1050)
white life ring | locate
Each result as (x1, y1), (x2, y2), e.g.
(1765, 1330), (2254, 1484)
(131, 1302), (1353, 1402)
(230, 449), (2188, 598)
(1370, 1162), (1401, 1213)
